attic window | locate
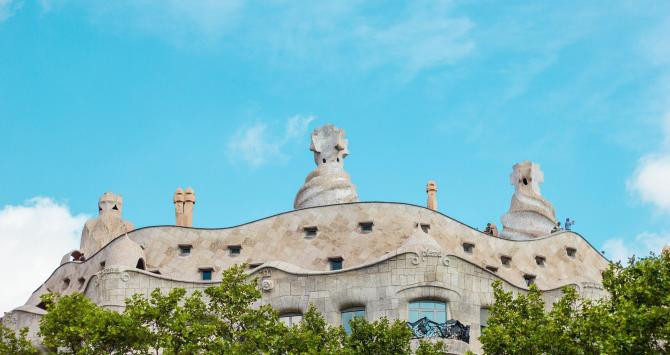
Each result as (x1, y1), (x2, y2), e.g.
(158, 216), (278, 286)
(100, 261), (106, 269)
(304, 226), (318, 238)
(462, 243), (475, 253)
(485, 265), (498, 273)
(329, 257), (343, 271)
(420, 224), (430, 233)
(200, 268), (214, 281)
(501, 255), (512, 266)
(37, 301), (47, 310)
(566, 247), (577, 257)
(359, 222), (374, 233)
(179, 244), (192, 256)
(77, 277), (85, 289)
(63, 278), (70, 289)
(523, 274), (536, 286)
(228, 245), (241, 256)
(535, 256), (546, 266)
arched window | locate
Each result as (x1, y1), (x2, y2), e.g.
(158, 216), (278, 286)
(279, 313), (303, 327)
(341, 308), (365, 334)
(409, 300), (446, 323)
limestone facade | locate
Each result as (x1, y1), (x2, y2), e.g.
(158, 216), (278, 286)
(2, 124), (611, 354)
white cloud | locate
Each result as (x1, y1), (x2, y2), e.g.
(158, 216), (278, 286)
(227, 115), (315, 168)
(628, 114), (670, 214)
(0, 0), (21, 22)
(602, 231), (670, 263)
(0, 197), (88, 314)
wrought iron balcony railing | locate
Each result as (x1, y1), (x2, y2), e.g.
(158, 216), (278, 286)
(406, 317), (470, 343)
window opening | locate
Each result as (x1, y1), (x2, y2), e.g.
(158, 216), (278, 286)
(566, 247), (577, 257)
(523, 274), (536, 286)
(329, 257), (343, 271)
(136, 258), (145, 270)
(303, 226), (318, 238)
(228, 245), (241, 256)
(420, 224), (431, 233)
(200, 268), (213, 281)
(485, 265), (498, 273)
(359, 222), (374, 233)
(279, 313), (303, 327)
(179, 244), (192, 256)
(535, 256), (546, 266)
(409, 300), (447, 323)
(341, 308), (365, 334)
(480, 308), (489, 333)
(500, 255), (512, 266)
(462, 243), (475, 253)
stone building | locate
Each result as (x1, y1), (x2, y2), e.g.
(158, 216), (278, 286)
(2, 124), (610, 354)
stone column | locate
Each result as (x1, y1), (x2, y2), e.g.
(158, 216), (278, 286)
(426, 180), (438, 210)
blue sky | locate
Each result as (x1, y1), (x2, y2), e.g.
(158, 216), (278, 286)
(1, 0), (670, 312)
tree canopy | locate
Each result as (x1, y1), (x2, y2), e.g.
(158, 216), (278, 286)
(480, 252), (670, 355)
(16, 264), (447, 354)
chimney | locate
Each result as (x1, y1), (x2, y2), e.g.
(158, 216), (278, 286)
(173, 188), (185, 226)
(183, 187), (195, 227)
(426, 180), (438, 210)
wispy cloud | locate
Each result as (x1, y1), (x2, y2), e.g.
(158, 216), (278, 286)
(353, 2), (474, 77)
(35, 1), (474, 77)
(40, 0), (244, 46)
(226, 115), (315, 168)
(0, 0), (21, 22)
(0, 197), (88, 314)
(602, 231), (670, 262)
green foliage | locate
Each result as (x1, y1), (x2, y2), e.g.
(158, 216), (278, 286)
(415, 340), (449, 355)
(346, 316), (413, 354)
(280, 304), (346, 354)
(38, 292), (145, 354)
(0, 323), (38, 355)
(36, 263), (464, 354)
(480, 252), (670, 355)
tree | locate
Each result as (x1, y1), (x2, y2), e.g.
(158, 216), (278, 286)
(346, 316), (413, 354)
(0, 323), (38, 355)
(38, 292), (146, 354)
(124, 288), (216, 354)
(480, 252), (670, 354)
(37, 264), (454, 354)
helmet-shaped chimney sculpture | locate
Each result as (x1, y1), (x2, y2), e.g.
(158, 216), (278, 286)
(500, 161), (557, 239)
(79, 192), (134, 257)
(294, 124), (359, 209)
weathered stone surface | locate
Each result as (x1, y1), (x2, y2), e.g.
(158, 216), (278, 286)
(426, 180), (438, 210)
(80, 192), (134, 258)
(173, 187), (195, 227)
(294, 124), (358, 209)
(501, 161), (557, 239)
